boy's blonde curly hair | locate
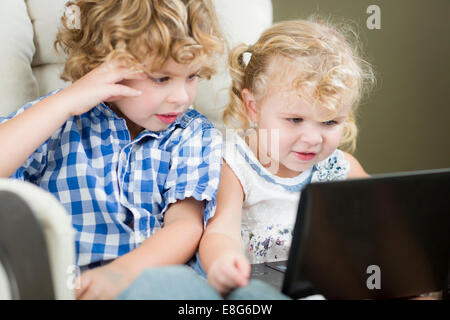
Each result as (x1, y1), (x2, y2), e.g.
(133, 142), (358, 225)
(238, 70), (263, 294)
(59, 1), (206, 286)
(55, 0), (225, 82)
(223, 17), (375, 153)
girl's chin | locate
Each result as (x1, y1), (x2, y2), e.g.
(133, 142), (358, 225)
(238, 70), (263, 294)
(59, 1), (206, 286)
(285, 161), (316, 174)
(262, 157), (315, 178)
(268, 163), (310, 178)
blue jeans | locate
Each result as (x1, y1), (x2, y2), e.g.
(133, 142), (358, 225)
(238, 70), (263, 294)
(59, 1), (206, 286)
(117, 265), (290, 300)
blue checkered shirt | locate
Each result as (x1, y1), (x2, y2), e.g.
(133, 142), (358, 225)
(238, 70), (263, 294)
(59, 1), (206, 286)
(1, 90), (222, 270)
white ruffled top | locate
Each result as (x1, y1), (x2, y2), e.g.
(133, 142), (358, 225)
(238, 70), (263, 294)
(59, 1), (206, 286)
(223, 130), (350, 264)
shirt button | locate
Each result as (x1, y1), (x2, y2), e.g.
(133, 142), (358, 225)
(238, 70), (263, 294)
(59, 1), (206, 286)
(120, 153), (126, 161)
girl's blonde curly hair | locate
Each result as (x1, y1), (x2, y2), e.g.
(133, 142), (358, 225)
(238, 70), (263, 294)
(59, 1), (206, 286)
(55, 0), (225, 82)
(223, 17), (375, 153)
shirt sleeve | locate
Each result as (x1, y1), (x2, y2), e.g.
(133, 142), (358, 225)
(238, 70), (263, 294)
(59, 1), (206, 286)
(0, 89), (62, 182)
(161, 119), (223, 226)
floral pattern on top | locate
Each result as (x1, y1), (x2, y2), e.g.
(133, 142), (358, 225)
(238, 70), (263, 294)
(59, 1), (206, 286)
(243, 224), (293, 263)
(312, 150), (349, 182)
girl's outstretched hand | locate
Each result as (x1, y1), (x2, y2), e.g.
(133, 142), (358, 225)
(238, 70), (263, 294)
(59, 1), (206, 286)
(207, 252), (251, 297)
(62, 60), (147, 117)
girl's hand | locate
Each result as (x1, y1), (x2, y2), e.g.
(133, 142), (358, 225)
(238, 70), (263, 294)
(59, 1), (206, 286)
(62, 60), (147, 117)
(74, 262), (137, 300)
(207, 252), (251, 296)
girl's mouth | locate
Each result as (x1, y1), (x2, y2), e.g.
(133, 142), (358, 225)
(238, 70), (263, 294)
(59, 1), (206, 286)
(156, 113), (180, 124)
(294, 152), (316, 161)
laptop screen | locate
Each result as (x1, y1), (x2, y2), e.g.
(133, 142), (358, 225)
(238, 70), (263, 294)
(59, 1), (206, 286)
(282, 168), (450, 299)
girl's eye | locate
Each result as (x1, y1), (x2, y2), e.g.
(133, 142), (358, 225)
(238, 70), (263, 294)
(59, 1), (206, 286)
(288, 118), (302, 124)
(323, 120), (338, 126)
(151, 76), (170, 84)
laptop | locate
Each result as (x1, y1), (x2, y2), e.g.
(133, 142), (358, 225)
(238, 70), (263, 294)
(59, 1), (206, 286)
(251, 168), (450, 299)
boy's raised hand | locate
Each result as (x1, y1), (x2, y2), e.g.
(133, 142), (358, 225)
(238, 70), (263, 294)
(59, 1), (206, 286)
(63, 60), (147, 117)
(0, 59), (146, 179)
(207, 252), (251, 297)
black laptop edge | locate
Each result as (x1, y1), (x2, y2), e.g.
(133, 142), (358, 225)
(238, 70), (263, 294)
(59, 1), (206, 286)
(282, 168), (450, 300)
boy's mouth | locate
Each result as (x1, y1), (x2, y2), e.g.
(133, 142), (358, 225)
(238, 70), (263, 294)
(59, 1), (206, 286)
(156, 113), (181, 124)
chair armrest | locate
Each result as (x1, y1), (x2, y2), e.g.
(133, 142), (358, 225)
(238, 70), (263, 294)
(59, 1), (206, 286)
(0, 179), (75, 299)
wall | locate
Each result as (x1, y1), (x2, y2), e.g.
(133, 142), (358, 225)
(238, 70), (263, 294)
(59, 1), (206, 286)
(272, 0), (450, 174)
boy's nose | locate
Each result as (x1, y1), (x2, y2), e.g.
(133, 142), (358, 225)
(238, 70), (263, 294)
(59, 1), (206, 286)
(167, 83), (190, 106)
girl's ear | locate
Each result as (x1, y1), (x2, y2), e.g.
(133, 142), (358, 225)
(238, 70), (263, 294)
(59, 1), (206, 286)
(241, 88), (258, 123)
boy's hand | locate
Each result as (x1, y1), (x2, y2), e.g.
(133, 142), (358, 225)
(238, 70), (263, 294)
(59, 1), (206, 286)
(75, 262), (137, 300)
(207, 252), (251, 296)
(63, 60), (147, 116)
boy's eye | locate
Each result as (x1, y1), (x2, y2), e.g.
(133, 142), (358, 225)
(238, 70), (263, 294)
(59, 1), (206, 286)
(323, 120), (338, 126)
(288, 118), (303, 124)
(187, 73), (200, 81)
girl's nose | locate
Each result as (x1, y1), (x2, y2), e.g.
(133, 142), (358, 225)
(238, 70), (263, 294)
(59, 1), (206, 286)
(299, 128), (323, 146)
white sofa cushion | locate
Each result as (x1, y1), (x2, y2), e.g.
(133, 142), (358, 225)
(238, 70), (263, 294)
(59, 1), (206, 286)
(195, 0), (273, 130)
(27, 0), (68, 67)
(27, 0), (69, 97)
(0, 0), (39, 116)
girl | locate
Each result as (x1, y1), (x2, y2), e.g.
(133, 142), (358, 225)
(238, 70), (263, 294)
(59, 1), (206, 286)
(0, 0), (224, 299)
(199, 18), (375, 296)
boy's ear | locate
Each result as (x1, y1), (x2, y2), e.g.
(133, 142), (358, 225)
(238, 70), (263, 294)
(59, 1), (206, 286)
(241, 88), (258, 123)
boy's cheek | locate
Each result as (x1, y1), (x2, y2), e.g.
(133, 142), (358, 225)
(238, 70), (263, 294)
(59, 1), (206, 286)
(187, 85), (199, 105)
